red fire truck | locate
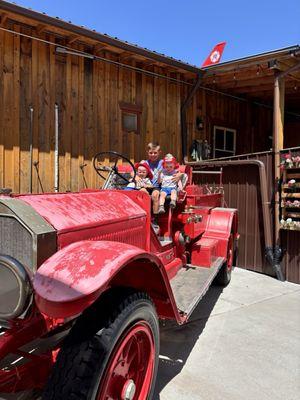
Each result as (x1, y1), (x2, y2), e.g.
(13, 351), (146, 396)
(0, 151), (238, 400)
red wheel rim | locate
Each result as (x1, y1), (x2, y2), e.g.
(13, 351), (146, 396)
(96, 321), (155, 400)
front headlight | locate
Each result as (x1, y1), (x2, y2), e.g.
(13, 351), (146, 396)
(0, 255), (31, 320)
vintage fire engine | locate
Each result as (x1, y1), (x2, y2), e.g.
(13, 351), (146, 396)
(0, 151), (238, 400)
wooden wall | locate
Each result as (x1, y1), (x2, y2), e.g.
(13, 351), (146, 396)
(0, 23), (283, 195)
(0, 25), (182, 193)
(187, 89), (274, 156)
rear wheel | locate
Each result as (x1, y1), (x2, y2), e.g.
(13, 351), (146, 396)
(215, 234), (236, 286)
(43, 291), (159, 400)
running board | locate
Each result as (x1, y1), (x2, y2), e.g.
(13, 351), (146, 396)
(170, 257), (225, 318)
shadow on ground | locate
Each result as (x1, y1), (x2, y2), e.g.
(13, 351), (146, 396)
(0, 285), (223, 400)
(153, 285), (223, 399)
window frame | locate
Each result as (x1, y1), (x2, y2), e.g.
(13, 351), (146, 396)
(119, 102), (142, 134)
(213, 125), (236, 158)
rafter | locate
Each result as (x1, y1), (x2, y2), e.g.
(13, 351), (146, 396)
(93, 43), (107, 54)
(67, 34), (80, 45)
(119, 51), (134, 62)
(0, 13), (8, 26)
(36, 23), (47, 35)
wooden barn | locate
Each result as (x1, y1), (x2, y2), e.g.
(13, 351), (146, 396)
(0, 1), (299, 282)
(192, 49), (300, 284)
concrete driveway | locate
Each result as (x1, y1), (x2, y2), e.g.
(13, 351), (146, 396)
(154, 268), (300, 400)
(1, 268), (299, 400)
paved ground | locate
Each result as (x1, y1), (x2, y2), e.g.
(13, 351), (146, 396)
(154, 268), (300, 400)
(1, 268), (300, 400)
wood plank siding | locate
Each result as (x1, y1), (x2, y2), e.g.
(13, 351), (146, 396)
(0, 23), (278, 194)
(0, 27), (185, 193)
(0, 5), (299, 283)
(1, 12), (288, 195)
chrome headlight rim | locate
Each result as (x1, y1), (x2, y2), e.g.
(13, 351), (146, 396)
(0, 255), (32, 320)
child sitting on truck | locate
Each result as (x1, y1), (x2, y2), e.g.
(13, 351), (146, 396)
(158, 154), (183, 213)
(126, 161), (153, 192)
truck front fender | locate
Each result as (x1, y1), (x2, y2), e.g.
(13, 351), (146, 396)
(33, 240), (179, 320)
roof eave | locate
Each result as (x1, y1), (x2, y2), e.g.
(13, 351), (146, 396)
(0, 0), (201, 75)
(202, 45), (300, 74)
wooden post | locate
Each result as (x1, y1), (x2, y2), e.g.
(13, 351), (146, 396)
(273, 73), (285, 244)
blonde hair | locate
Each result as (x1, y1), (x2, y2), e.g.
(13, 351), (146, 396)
(147, 142), (160, 151)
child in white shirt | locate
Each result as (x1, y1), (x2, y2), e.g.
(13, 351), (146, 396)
(158, 154), (182, 213)
(126, 161), (153, 192)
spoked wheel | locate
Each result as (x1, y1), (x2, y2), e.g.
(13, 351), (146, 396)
(93, 151), (136, 184)
(97, 322), (155, 400)
(214, 233), (235, 287)
(42, 291), (159, 400)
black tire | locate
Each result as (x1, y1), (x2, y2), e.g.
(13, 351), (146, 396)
(214, 260), (232, 286)
(42, 290), (159, 400)
(214, 234), (237, 287)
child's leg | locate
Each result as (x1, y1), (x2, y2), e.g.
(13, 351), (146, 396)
(170, 189), (177, 202)
(170, 189), (177, 208)
(152, 189), (160, 214)
(139, 188), (148, 193)
(158, 190), (167, 214)
(159, 191), (167, 206)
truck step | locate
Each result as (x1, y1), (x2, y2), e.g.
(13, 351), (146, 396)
(170, 257), (224, 318)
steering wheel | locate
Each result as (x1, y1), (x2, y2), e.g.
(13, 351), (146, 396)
(93, 151), (136, 184)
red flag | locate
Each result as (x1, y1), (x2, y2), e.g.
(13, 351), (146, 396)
(202, 42), (226, 67)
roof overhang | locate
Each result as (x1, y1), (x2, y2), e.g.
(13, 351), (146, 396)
(201, 45), (300, 112)
(0, 0), (200, 75)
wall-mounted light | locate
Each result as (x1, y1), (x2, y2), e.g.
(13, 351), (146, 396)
(196, 116), (204, 130)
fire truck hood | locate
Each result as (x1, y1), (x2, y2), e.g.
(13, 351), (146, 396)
(16, 191), (146, 233)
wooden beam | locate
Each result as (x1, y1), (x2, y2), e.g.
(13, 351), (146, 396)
(140, 59), (156, 68)
(269, 59), (300, 78)
(36, 23), (47, 35)
(0, 13), (8, 26)
(227, 80), (297, 94)
(93, 43), (107, 54)
(204, 69), (273, 85)
(273, 73), (285, 244)
(119, 51), (134, 62)
(67, 34), (80, 45)
(279, 60), (300, 79)
(215, 77), (275, 90)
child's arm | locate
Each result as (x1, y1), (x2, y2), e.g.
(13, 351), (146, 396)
(172, 171), (184, 183)
(177, 179), (183, 191)
(157, 170), (163, 184)
(144, 178), (153, 188)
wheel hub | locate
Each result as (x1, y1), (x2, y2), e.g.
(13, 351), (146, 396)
(121, 379), (136, 400)
(96, 321), (155, 400)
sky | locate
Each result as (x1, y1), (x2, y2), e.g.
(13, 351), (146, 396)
(11, 0), (300, 66)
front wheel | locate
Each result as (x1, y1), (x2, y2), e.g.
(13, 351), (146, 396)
(43, 291), (159, 400)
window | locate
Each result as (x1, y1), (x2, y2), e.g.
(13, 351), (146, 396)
(119, 102), (142, 134)
(213, 126), (236, 158)
(122, 112), (138, 132)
